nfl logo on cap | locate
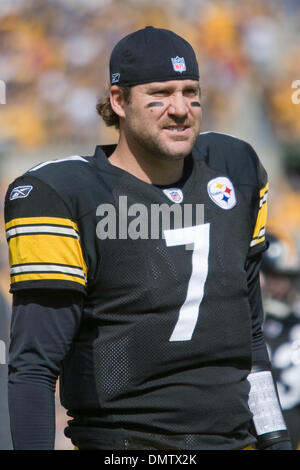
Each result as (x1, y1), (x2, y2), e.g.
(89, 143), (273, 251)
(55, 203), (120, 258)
(171, 56), (186, 73)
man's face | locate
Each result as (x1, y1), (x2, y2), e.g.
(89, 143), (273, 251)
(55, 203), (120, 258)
(264, 273), (293, 301)
(120, 79), (202, 162)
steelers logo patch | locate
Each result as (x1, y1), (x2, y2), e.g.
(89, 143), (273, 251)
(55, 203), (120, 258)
(207, 177), (236, 210)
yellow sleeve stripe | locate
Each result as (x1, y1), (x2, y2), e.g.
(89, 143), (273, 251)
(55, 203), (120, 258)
(252, 200), (267, 239)
(6, 224), (79, 241)
(259, 182), (269, 208)
(6, 217), (87, 287)
(259, 182), (269, 197)
(5, 216), (78, 231)
(251, 183), (268, 247)
(11, 272), (86, 286)
(250, 234), (266, 248)
(8, 233), (87, 277)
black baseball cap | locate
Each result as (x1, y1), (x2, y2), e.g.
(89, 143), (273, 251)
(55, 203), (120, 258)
(109, 26), (199, 87)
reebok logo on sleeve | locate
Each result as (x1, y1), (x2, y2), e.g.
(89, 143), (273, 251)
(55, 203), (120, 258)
(9, 185), (33, 200)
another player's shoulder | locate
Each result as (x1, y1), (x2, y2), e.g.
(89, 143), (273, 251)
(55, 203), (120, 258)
(193, 131), (267, 187)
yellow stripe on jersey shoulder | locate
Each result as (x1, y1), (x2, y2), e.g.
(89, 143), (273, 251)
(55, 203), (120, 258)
(259, 182), (269, 198)
(8, 233), (87, 274)
(6, 216), (87, 289)
(5, 216), (79, 231)
(11, 272), (86, 286)
(250, 182), (268, 248)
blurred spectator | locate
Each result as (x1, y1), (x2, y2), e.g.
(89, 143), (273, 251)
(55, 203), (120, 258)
(261, 233), (300, 450)
(0, 0), (298, 150)
(0, 290), (12, 449)
(267, 138), (300, 264)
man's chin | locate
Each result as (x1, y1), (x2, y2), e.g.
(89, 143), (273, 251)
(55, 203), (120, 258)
(160, 141), (195, 160)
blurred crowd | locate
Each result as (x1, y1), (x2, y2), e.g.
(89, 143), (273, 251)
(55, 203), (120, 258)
(0, 0), (300, 450)
(0, 0), (299, 152)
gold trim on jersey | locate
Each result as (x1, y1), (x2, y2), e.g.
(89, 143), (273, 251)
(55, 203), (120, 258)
(5, 216), (79, 232)
(250, 183), (268, 248)
(10, 272), (86, 286)
(5, 217), (87, 287)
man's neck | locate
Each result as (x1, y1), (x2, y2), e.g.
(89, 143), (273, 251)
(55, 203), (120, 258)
(108, 137), (185, 186)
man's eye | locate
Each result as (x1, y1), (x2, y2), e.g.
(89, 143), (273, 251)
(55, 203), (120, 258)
(152, 91), (168, 97)
(185, 89), (198, 97)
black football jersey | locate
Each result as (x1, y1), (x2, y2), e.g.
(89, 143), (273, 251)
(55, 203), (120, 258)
(0, 292), (12, 449)
(5, 132), (268, 449)
(264, 301), (300, 412)
(263, 300), (300, 449)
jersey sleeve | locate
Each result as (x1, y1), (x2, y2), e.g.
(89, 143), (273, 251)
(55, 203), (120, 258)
(4, 175), (87, 294)
(248, 152), (269, 258)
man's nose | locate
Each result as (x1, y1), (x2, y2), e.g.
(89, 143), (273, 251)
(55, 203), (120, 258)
(167, 93), (188, 118)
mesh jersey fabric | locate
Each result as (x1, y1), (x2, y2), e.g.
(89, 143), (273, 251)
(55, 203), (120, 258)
(5, 132), (268, 449)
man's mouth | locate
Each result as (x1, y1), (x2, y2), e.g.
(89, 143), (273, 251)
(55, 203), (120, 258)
(164, 125), (190, 134)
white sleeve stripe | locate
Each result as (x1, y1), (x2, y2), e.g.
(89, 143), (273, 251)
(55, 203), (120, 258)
(259, 192), (268, 208)
(11, 264), (86, 280)
(29, 155), (88, 172)
(249, 227), (266, 247)
(6, 225), (79, 240)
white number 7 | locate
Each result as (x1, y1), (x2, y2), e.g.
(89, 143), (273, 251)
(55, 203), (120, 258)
(164, 224), (210, 342)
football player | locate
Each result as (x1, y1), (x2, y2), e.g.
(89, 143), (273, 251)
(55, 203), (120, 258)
(261, 233), (300, 449)
(0, 289), (12, 449)
(5, 26), (291, 450)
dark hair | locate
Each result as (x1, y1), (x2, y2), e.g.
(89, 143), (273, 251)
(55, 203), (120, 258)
(96, 86), (131, 130)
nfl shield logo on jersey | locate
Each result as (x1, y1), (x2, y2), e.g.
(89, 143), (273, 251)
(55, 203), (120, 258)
(163, 188), (184, 203)
(171, 56), (186, 73)
(207, 177), (236, 210)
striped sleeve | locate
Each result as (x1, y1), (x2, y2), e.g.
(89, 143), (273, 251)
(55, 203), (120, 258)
(248, 181), (269, 257)
(4, 175), (87, 294)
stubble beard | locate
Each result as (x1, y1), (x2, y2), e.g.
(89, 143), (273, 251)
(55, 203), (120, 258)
(125, 121), (199, 163)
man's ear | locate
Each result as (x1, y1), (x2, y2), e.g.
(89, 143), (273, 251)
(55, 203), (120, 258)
(110, 86), (126, 119)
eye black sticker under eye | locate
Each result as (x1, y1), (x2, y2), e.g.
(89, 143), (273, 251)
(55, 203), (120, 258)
(145, 102), (164, 108)
(191, 102), (201, 107)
